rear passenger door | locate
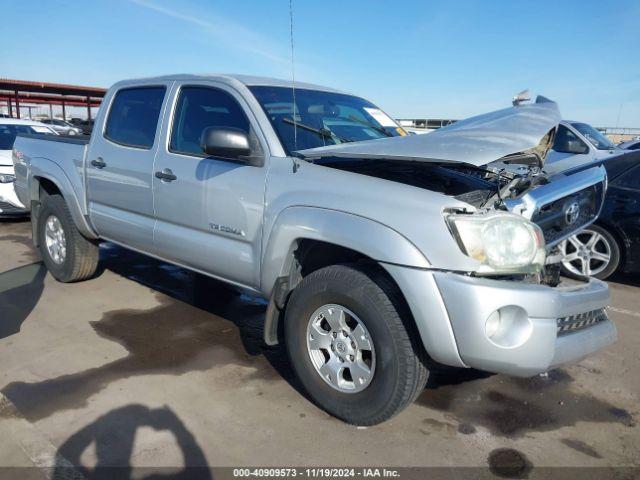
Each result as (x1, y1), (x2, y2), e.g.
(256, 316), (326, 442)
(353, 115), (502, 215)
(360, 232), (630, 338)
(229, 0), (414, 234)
(86, 83), (170, 252)
(152, 82), (268, 289)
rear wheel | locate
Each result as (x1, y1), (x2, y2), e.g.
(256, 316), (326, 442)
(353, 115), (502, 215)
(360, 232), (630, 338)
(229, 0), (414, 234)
(38, 194), (99, 283)
(559, 225), (620, 280)
(284, 264), (429, 425)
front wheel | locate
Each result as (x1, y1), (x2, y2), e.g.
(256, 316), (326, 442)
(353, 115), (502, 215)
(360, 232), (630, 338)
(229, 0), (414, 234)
(559, 225), (620, 280)
(284, 264), (429, 425)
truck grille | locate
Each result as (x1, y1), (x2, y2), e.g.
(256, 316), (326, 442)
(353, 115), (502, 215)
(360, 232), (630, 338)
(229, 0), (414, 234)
(0, 201), (26, 215)
(531, 183), (604, 246)
(504, 166), (607, 249)
(557, 308), (607, 336)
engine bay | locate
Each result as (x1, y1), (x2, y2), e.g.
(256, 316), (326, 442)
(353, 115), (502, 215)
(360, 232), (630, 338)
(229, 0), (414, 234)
(314, 156), (549, 210)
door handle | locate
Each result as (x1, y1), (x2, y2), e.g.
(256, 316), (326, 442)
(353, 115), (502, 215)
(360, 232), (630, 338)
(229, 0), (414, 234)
(155, 168), (177, 182)
(91, 158), (106, 169)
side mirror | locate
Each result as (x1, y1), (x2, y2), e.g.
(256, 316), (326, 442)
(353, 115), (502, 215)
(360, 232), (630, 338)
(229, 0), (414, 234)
(201, 127), (252, 161)
(555, 139), (589, 155)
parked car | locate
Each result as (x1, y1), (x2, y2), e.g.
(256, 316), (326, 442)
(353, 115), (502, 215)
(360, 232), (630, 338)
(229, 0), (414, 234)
(559, 150), (640, 279)
(0, 118), (57, 215)
(39, 119), (84, 136)
(545, 120), (623, 175)
(618, 139), (640, 151)
(66, 118), (95, 135)
(12, 74), (615, 425)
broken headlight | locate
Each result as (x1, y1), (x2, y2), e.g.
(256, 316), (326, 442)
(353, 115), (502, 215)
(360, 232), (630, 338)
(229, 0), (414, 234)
(447, 211), (546, 274)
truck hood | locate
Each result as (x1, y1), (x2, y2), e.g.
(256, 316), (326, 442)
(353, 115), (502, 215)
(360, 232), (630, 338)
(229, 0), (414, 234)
(0, 150), (13, 166)
(296, 97), (560, 167)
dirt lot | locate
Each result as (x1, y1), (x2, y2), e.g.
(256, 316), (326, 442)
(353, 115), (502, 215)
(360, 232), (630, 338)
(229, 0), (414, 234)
(0, 218), (638, 477)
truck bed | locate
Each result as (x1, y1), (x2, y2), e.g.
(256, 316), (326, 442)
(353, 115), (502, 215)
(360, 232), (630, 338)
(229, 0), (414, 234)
(17, 133), (90, 146)
(13, 133), (91, 211)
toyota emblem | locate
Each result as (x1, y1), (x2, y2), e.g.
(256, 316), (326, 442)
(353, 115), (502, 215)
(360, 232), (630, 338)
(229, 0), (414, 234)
(564, 202), (580, 226)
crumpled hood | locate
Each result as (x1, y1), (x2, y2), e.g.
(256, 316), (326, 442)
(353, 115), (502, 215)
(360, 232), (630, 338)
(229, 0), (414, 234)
(296, 97), (561, 167)
(0, 150), (12, 166)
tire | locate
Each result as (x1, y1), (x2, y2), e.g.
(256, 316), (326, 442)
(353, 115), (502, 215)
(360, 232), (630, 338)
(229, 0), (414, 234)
(284, 263), (429, 425)
(559, 225), (621, 280)
(38, 194), (99, 283)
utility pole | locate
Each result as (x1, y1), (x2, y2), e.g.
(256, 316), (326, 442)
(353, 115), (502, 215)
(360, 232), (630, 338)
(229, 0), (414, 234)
(615, 104), (624, 130)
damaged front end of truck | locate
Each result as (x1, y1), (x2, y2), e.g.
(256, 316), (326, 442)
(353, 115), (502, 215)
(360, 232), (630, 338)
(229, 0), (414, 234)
(296, 96), (607, 285)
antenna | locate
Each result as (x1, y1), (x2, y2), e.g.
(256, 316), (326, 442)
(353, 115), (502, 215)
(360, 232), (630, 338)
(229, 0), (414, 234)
(289, 0), (298, 150)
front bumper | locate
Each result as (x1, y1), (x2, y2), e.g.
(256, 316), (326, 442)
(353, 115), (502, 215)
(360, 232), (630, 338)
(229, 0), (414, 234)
(382, 264), (616, 377)
(433, 273), (615, 376)
(0, 166), (28, 216)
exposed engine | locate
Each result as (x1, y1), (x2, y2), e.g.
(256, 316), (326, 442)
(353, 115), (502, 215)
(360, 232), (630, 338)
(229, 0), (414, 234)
(314, 156), (549, 212)
(316, 156), (605, 288)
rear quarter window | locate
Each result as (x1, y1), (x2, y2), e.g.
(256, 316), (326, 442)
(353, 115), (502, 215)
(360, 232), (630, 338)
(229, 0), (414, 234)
(104, 87), (166, 149)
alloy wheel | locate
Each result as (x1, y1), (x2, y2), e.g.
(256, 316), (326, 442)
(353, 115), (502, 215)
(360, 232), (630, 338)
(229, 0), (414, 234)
(559, 228), (611, 277)
(306, 304), (375, 393)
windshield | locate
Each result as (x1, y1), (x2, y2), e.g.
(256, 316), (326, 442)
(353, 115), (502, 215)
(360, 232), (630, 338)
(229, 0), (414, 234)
(249, 86), (403, 155)
(0, 124), (56, 150)
(571, 122), (616, 150)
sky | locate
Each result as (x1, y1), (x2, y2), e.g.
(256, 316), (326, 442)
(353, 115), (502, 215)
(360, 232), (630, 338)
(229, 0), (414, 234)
(1, 0), (639, 126)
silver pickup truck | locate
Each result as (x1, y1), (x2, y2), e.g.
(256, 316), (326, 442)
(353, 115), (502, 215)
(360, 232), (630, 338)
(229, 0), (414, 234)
(12, 74), (616, 425)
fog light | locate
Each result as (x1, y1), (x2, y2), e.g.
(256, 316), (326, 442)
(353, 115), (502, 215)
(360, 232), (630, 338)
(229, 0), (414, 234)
(485, 311), (502, 338)
(484, 306), (532, 348)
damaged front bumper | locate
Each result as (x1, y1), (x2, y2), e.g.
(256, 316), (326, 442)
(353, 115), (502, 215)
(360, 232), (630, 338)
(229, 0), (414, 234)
(383, 265), (616, 377)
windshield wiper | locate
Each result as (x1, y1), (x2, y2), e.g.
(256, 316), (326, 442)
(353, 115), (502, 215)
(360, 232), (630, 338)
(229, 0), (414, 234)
(347, 115), (393, 137)
(282, 117), (352, 143)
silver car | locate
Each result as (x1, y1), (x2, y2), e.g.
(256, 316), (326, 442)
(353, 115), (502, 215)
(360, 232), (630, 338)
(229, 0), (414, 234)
(39, 118), (83, 136)
(544, 120), (623, 174)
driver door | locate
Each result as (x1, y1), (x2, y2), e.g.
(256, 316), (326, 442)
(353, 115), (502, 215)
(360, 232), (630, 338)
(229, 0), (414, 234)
(152, 82), (268, 289)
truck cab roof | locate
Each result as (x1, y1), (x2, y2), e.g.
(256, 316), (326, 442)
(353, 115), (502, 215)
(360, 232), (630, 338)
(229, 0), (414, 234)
(110, 73), (346, 94)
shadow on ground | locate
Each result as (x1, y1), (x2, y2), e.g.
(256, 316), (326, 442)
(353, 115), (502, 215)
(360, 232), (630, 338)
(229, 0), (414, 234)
(0, 263), (46, 339)
(417, 368), (636, 440)
(52, 404), (212, 480)
(2, 244), (298, 422)
(1, 236), (637, 443)
(609, 271), (640, 288)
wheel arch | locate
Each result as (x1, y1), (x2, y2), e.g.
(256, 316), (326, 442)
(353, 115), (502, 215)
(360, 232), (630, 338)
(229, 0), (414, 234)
(29, 160), (98, 246)
(260, 206), (429, 297)
(593, 220), (627, 270)
(260, 207), (430, 346)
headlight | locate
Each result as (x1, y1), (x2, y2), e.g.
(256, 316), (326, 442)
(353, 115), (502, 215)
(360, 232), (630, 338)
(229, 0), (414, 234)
(0, 174), (16, 183)
(446, 211), (546, 274)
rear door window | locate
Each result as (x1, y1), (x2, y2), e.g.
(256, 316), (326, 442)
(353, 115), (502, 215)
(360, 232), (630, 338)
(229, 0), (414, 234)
(105, 87), (166, 149)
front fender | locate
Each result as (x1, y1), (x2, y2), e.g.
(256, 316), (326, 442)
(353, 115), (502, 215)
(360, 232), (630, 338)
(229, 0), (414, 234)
(260, 206), (430, 296)
(29, 158), (97, 240)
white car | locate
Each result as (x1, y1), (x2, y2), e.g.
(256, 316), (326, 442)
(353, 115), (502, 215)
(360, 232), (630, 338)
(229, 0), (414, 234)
(0, 118), (57, 215)
(544, 120), (623, 175)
